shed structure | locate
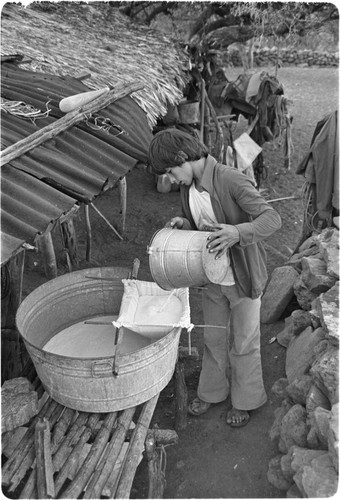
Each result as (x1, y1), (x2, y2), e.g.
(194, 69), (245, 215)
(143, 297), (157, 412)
(1, 1), (188, 336)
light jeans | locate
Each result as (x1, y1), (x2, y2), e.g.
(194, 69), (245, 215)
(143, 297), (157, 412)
(197, 283), (267, 411)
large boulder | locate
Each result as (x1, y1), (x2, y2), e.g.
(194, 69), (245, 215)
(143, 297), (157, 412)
(317, 228), (339, 279)
(314, 282), (339, 346)
(306, 384), (331, 417)
(310, 346), (339, 405)
(291, 309), (312, 336)
(328, 403), (339, 472)
(261, 266), (299, 323)
(286, 375), (313, 406)
(297, 453), (338, 497)
(1, 377), (38, 433)
(286, 327), (325, 383)
(277, 315), (294, 347)
(293, 275), (318, 310)
(300, 256), (337, 294)
(267, 455), (293, 490)
(269, 398), (294, 442)
(279, 404), (309, 453)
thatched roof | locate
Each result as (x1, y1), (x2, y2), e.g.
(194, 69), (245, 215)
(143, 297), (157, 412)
(1, 1), (189, 127)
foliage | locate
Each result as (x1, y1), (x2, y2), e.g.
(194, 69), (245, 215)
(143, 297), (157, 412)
(117, 1), (339, 49)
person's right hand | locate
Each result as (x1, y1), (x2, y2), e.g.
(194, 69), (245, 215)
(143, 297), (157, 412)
(165, 217), (184, 229)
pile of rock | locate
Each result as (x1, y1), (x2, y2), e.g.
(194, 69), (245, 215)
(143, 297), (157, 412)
(261, 226), (339, 497)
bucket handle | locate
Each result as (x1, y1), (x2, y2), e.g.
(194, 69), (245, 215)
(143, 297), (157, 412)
(91, 360), (116, 378)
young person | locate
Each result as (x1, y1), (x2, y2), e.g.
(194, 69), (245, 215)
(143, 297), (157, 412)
(148, 129), (281, 427)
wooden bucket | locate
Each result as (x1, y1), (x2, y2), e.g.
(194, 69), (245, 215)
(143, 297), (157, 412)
(16, 267), (181, 412)
(148, 228), (229, 290)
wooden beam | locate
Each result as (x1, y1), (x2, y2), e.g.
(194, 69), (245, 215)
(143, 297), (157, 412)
(0, 81), (144, 167)
(37, 232), (57, 279)
(84, 204), (92, 262)
(60, 217), (78, 270)
(118, 176), (127, 235)
(115, 395), (159, 499)
(35, 418), (55, 499)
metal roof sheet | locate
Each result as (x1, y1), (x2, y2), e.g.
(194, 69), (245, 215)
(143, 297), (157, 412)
(1, 62), (153, 264)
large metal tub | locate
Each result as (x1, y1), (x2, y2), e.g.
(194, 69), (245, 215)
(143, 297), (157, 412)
(16, 267), (181, 412)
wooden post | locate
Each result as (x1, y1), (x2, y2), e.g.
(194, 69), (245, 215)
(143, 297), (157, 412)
(114, 395), (159, 499)
(35, 418), (55, 499)
(199, 79), (206, 142)
(1, 249), (29, 381)
(59, 413), (116, 499)
(145, 434), (166, 499)
(1, 249), (25, 328)
(204, 89), (224, 162)
(84, 204), (92, 262)
(174, 359), (188, 431)
(1, 397), (60, 487)
(83, 407), (136, 499)
(37, 232), (57, 279)
(118, 176), (127, 235)
(60, 217), (78, 270)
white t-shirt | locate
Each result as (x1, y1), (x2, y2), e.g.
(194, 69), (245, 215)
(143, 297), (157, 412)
(189, 183), (235, 286)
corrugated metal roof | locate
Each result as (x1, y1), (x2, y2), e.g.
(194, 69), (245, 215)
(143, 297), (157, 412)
(1, 61), (153, 264)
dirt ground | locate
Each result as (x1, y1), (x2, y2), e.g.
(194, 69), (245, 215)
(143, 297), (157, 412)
(21, 67), (338, 498)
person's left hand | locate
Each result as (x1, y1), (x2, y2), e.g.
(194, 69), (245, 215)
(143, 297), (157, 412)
(206, 223), (240, 259)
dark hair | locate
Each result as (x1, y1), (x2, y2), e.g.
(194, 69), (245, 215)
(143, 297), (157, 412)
(148, 128), (209, 174)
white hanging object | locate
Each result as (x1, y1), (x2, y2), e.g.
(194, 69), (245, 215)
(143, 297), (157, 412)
(59, 87), (109, 113)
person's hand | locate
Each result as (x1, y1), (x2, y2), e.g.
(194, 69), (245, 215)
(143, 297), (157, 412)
(165, 217), (184, 229)
(206, 224), (240, 259)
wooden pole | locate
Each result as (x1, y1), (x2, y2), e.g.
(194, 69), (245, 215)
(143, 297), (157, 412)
(204, 89), (224, 161)
(118, 176), (127, 235)
(60, 217), (78, 269)
(35, 418), (55, 499)
(54, 414), (101, 497)
(2, 397), (53, 484)
(174, 359), (188, 431)
(51, 412), (90, 471)
(0, 81), (144, 167)
(90, 202), (123, 240)
(3, 399), (63, 489)
(115, 394), (159, 499)
(83, 407), (136, 499)
(37, 232), (58, 279)
(145, 434), (166, 499)
(84, 204), (92, 262)
(59, 412), (116, 499)
(199, 79), (206, 142)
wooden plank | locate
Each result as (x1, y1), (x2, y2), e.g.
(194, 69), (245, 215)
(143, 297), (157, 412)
(118, 176), (127, 235)
(0, 81), (144, 167)
(114, 394), (159, 499)
(83, 407), (136, 499)
(1, 248), (25, 329)
(54, 414), (101, 497)
(145, 434), (166, 499)
(35, 418), (55, 499)
(59, 413), (117, 498)
(174, 359), (188, 431)
(60, 217), (78, 269)
(36, 232), (58, 279)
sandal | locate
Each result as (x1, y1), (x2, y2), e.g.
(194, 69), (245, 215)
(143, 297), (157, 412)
(226, 408), (250, 428)
(188, 397), (211, 416)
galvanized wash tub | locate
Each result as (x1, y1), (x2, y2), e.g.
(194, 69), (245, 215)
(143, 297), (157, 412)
(16, 267), (182, 413)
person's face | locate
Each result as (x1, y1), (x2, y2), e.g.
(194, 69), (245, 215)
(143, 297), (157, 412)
(166, 162), (193, 186)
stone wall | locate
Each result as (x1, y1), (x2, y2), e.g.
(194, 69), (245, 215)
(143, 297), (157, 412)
(228, 47), (339, 68)
(261, 226), (339, 497)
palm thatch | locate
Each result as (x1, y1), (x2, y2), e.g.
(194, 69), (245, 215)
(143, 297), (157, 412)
(1, 2), (190, 128)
